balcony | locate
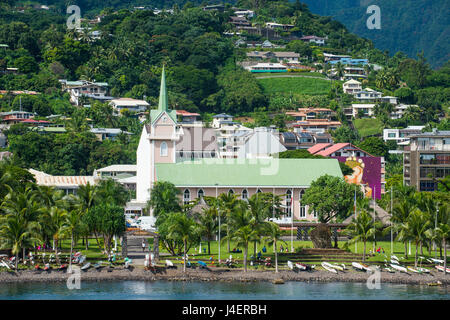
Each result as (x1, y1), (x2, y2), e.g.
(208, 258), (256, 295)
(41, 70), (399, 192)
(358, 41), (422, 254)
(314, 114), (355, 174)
(410, 144), (450, 151)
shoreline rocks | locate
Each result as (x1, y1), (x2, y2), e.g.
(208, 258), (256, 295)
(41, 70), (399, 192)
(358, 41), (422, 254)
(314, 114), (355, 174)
(0, 268), (448, 286)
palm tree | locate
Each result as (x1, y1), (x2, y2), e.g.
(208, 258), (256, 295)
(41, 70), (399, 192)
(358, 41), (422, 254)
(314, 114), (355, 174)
(223, 204), (258, 272)
(41, 207), (68, 265)
(218, 193), (238, 253)
(435, 222), (449, 274)
(262, 222), (286, 273)
(167, 212), (199, 273)
(247, 193), (270, 257)
(226, 225), (259, 272)
(0, 214), (38, 269)
(146, 181), (181, 219)
(75, 183), (98, 249)
(343, 210), (378, 262)
(196, 207), (218, 255)
(392, 199), (416, 258)
(65, 209), (84, 271)
(405, 209), (431, 267)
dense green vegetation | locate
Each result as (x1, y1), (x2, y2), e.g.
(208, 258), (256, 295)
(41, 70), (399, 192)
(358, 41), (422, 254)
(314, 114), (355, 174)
(257, 76), (331, 96)
(300, 0), (449, 68)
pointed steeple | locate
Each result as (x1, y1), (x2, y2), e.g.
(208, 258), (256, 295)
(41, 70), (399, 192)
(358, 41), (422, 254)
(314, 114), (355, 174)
(157, 65), (168, 112)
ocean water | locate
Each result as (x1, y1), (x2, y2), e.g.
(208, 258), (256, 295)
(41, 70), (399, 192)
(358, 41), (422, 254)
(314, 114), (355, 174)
(0, 281), (448, 300)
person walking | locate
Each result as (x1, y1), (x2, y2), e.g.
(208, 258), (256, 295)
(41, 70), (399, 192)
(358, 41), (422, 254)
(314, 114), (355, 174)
(142, 239), (146, 252)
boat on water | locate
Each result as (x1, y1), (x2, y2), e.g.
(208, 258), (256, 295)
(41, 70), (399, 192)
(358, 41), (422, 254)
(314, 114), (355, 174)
(435, 265), (450, 273)
(81, 262), (91, 271)
(390, 264), (408, 273)
(321, 262), (338, 274)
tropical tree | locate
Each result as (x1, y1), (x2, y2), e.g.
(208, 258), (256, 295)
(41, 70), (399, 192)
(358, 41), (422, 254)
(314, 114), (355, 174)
(167, 212), (199, 273)
(405, 209), (431, 267)
(41, 207), (68, 265)
(392, 199), (416, 258)
(262, 222), (286, 273)
(0, 214), (38, 269)
(196, 207), (218, 255)
(343, 209), (379, 262)
(147, 181), (182, 220)
(223, 204), (258, 272)
(65, 209), (84, 271)
(218, 192), (238, 253)
(302, 175), (363, 223)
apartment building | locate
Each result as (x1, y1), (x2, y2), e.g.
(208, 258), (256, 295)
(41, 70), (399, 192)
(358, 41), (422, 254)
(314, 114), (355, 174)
(403, 130), (450, 191)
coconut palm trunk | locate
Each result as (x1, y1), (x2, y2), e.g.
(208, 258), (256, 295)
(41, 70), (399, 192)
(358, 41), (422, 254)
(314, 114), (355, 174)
(274, 240), (278, 273)
(69, 232), (74, 271)
(363, 240), (367, 263)
(243, 243), (248, 272)
(415, 240), (419, 268)
(444, 237), (447, 275)
(183, 239), (187, 273)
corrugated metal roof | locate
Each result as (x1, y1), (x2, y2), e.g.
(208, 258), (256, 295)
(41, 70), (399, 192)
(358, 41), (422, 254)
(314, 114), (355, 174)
(315, 143), (350, 157)
(307, 143), (331, 154)
(155, 158), (342, 187)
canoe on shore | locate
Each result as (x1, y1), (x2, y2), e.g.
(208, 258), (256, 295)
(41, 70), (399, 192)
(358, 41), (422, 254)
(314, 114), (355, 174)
(321, 262), (338, 274)
(352, 262), (365, 271)
(435, 265), (450, 273)
(390, 264), (408, 273)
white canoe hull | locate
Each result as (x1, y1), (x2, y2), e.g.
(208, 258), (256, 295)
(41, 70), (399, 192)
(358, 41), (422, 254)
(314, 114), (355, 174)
(390, 264), (408, 273)
(321, 262), (338, 273)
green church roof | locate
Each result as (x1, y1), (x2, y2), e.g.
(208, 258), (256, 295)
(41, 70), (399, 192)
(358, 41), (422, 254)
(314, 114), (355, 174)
(151, 66), (177, 125)
(155, 158), (343, 187)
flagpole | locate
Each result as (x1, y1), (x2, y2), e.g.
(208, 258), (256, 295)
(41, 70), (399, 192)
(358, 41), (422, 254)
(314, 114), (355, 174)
(354, 184), (357, 253)
(390, 186), (393, 255)
(291, 189), (294, 252)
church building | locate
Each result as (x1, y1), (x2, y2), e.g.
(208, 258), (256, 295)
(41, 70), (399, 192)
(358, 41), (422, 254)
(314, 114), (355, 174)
(131, 67), (344, 222)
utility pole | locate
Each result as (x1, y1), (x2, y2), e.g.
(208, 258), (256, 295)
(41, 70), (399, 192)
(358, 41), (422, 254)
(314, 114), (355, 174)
(390, 186), (393, 255)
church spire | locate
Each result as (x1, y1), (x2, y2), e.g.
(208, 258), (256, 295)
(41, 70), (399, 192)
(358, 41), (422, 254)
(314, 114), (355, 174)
(157, 65), (168, 112)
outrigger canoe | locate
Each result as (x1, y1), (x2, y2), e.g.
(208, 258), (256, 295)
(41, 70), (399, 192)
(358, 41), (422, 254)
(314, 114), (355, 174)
(390, 264), (408, 273)
(287, 261), (294, 270)
(435, 265), (450, 273)
(428, 258), (445, 264)
(321, 262), (338, 273)
(407, 266), (420, 273)
(352, 262), (365, 271)
(295, 263), (306, 271)
(81, 262), (91, 271)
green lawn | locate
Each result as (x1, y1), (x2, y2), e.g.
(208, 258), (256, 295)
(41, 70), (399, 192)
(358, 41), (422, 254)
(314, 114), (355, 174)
(353, 118), (384, 138)
(257, 76), (331, 95)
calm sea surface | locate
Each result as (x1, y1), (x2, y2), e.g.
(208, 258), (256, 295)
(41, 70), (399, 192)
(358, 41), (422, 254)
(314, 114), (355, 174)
(0, 281), (449, 300)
